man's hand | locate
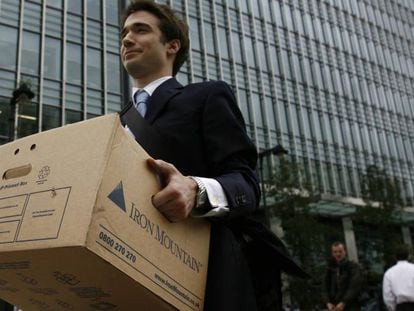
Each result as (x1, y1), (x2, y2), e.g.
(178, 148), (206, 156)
(326, 303), (335, 311)
(147, 158), (198, 222)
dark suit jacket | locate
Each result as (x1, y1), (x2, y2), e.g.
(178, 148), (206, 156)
(121, 78), (260, 310)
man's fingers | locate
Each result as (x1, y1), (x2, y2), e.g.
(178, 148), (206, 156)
(147, 158), (177, 176)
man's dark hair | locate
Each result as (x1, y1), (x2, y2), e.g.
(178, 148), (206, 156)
(121, 0), (189, 76)
(331, 241), (346, 249)
(395, 244), (410, 261)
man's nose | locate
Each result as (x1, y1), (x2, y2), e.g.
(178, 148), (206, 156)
(122, 33), (134, 48)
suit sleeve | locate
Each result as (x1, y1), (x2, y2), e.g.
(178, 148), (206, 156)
(201, 81), (260, 219)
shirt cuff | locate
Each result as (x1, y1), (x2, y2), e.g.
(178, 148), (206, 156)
(191, 177), (229, 218)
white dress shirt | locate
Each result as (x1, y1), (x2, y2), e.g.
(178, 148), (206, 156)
(383, 260), (414, 311)
(125, 76), (229, 217)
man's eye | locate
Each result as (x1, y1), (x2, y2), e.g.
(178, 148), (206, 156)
(133, 25), (149, 33)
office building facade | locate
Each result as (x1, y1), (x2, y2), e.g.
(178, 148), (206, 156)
(0, 0), (125, 144)
(165, 0), (414, 258)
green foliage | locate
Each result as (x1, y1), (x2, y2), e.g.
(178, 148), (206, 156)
(266, 157), (332, 309)
(354, 164), (403, 268)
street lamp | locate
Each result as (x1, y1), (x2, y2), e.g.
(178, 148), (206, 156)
(258, 145), (288, 225)
(9, 82), (35, 142)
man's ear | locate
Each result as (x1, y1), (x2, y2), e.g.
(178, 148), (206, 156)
(166, 39), (181, 56)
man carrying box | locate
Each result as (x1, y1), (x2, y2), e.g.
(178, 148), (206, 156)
(119, 1), (261, 310)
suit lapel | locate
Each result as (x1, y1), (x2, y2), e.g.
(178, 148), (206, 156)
(146, 78), (183, 124)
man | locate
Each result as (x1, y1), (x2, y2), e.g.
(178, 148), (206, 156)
(383, 244), (414, 311)
(323, 242), (363, 311)
(119, 1), (261, 310)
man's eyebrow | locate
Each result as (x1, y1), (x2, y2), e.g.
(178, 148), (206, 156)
(121, 22), (151, 37)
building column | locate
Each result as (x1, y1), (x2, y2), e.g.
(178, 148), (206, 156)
(342, 216), (358, 262)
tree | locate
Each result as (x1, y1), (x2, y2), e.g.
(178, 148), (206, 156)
(354, 165), (403, 268)
(266, 157), (338, 310)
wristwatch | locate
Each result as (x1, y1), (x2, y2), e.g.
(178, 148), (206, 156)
(189, 176), (208, 209)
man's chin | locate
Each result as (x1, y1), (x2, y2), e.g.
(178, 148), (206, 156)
(124, 62), (144, 78)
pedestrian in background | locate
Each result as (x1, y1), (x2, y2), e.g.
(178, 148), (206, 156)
(382, 244), (414, 311)
(323, 241), (363, 311)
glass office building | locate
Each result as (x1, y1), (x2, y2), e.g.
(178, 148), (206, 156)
(163, 0), (414, 264)
(170, 0), (414, 205)
(0, 0), (125, 145)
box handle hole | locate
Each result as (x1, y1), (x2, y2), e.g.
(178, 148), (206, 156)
(2, 164), (32, 180)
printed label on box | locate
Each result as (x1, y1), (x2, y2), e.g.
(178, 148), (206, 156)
(17, 187), (71, 242)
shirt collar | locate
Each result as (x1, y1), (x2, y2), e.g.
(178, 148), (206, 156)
(131, 76), (172, 101)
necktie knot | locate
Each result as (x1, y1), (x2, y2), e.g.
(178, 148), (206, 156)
(133, 90), (150, 117)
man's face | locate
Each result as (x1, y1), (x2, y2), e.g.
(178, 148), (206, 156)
(331, 244), (346, 263)
(120, 11), (173, 81)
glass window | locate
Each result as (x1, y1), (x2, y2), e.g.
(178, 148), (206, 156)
(87, 89), (103, 115)
(244, 36), (255, 67)
(231, 31), (243, 63)
(0, 25), (18, 70)
(47, 0), (62, 9)
(67, 0), (82, 15)
(204, 22), (216, 55)
(207, 55), (220, 80)
(106, 52), (121, 93)
(0, 70), (16, 99)
(67, 14), (83, 43)
(24, 2), (42, 32)
(17, 100), (38, 138)
(43, 79), (61, 107)
(46, 7), (63, 37)
(21, 32), (40, 75)
(87, 48), (102, 88)
(65, 84), (82, 110)
(281, 49), (291, 79)
(87, 19), (102, 49)
(263, 1), (271, 21)
(107, 93), (122, 113)
(189, 17), (201, 51)
(0, 97), (11, 140)
(239, 0), (248, 12)
(66, 43), (82, 84)
(237, 89), (250, 124)
(106, 0), (119, 25)
(44, 37), (62, 80)
(0, 0), (20, 27)
(42, 105), (61, 131)
(218, 27), (229, 59)
(106, 25), (120, 53)
(66, 109), (83, 124)
(252, 92), (263, 127)
(282, 4), (293, 31)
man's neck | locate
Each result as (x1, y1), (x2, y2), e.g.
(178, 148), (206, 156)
(134, 70), (173, 88)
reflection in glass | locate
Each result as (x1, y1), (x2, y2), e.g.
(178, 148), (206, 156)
(0, 25), (18, 70)
(106, 53), (121, 93)
(87, 48), (102, 88)
(66, 43), (82, 84)
(21, 32), (40, 75)
(42, 105), (61, 131)
(44, 37), (62, 79)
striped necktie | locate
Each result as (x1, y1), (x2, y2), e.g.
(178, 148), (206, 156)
(133, 90), (150, 117)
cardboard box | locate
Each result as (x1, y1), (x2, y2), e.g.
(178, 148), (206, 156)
(0, 114), (210, 310)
